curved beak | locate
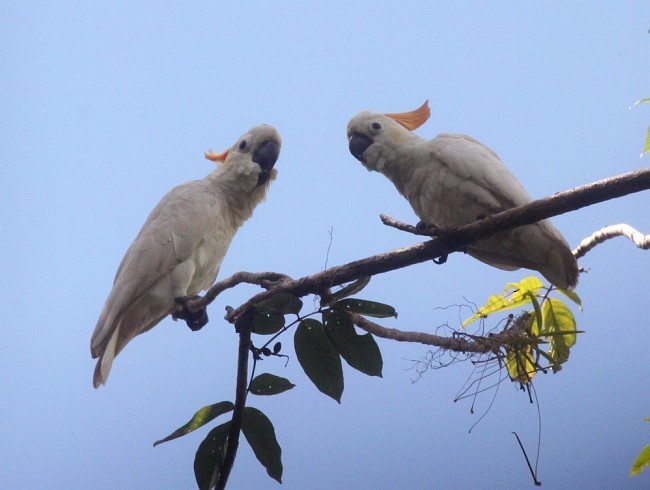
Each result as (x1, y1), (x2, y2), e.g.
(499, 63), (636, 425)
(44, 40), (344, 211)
(348, 133), (373, 163)
(253, 140), (280, 186)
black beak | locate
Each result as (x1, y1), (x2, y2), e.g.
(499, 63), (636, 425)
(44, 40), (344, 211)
(253, 140), (280, 186)
(348, 133), (373, 163)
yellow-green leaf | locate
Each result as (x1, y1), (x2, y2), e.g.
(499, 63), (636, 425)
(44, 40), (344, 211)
(556, 288), (583, 311)
(505, 346), (536, 384)
(630, 98), (650, 108)
(463, 276), (545, 327)
(541, 298), (576, 367)
(154, 401), (234, 447)
(631, 444), (650, 476)
(643, 124), (650, 159)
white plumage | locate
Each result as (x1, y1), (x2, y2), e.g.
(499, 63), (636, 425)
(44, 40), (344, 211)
(347, 101), (578, 290)
(91, 124), (281, 387)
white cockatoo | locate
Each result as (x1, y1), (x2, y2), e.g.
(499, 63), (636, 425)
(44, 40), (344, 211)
(91, 124), (281, 388)
(347, 101), (578, 290)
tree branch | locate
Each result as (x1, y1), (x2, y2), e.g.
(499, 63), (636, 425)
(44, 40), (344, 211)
(573, 224), (650, 259)
(223, 168), (650, 325)
(204, 169), (649, 487)
(215, 313), (254, 490)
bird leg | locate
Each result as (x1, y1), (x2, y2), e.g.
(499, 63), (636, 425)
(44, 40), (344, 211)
(173, 295), (209, 331)
(258, 273), (292, 290)
(416, 220), (449, 237)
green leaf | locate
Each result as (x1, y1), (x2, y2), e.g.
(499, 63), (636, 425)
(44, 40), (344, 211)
(463, 276), (544, 327)
(631, 444), (650, 476)
(153, 401), (234, 447)
(555, 287), (583, 311)
(254, 293), (303, 315)
(294, 319), (344, 402)
(249, 373), (296, 396)
(323, 310), (383, 377)
(194, 422), (230, 490)
(541, 298), (577, 368)
(335, 298), (397, 318)
(252, 312), (285, 335)
(643, 124), (650, 159)
(242, 407), (283, 483)
(330, 276), (371, 301)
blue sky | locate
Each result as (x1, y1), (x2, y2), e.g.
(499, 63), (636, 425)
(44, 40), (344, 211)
(2, 2), (649, 489)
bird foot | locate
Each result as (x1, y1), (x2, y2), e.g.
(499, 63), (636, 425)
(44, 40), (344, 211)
(174, 295), (209, 331)
(416, 220), (441, 236)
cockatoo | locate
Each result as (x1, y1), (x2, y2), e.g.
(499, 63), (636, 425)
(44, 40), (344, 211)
(91, 124), (281, 388)
(347, 101), (578, 290)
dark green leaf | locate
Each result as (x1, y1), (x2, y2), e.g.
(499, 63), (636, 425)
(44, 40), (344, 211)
(323, 310), (383, 377)
(249, 373), (296, 396)
(334, 298), (397, 318)
(153, 401), (234, 447)
(255, 293), (303, 315)
(194, 422), (230, 490)
(273, 342), (282, 354)
(330, 277), (372, 302)
(294, 319), (343, 402)
(253, 312), (285, 335)
(242, 407), (283, 483)
(527, 292), (542, 337)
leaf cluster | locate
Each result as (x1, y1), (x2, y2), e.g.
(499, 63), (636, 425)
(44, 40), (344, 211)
(154, 277), (395, 488)
(463, 276), (582, 385)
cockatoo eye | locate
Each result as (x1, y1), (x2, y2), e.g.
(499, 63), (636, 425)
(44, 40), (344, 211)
(238, 140), (248, 150)
(371, 122), (382, 132)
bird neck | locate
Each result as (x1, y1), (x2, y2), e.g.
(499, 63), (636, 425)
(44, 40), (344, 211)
(207, 167), (275, 228)
(377, 139), (428, 196)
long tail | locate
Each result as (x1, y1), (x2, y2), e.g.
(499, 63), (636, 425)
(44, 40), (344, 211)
(93, 328), (119, 388)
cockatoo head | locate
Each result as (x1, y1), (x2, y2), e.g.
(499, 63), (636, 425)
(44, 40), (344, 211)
(205, 124), (281, 190)
(347, 100), (430, 172)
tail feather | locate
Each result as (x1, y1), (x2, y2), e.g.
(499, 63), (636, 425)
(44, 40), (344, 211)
(93, 327), (119, 388)
(467, 222), (579, 290)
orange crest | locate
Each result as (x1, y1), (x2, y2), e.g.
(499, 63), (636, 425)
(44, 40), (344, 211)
(204, 148), (229, 163)
(385, 100), (430, 131)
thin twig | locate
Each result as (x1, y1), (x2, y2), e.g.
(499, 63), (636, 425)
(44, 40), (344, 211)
(187, 271), (291, 313)
(573, 223), (650, 259)
(512, 432), (542, 486)
(349, 313), (491, 352)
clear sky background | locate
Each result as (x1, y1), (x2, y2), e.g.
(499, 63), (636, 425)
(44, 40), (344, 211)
(3, 2), (650, 489)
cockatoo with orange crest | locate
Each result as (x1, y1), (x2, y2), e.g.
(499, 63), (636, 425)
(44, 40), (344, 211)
(347, 101), (578, 290)
(91, 124), (281, 387)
